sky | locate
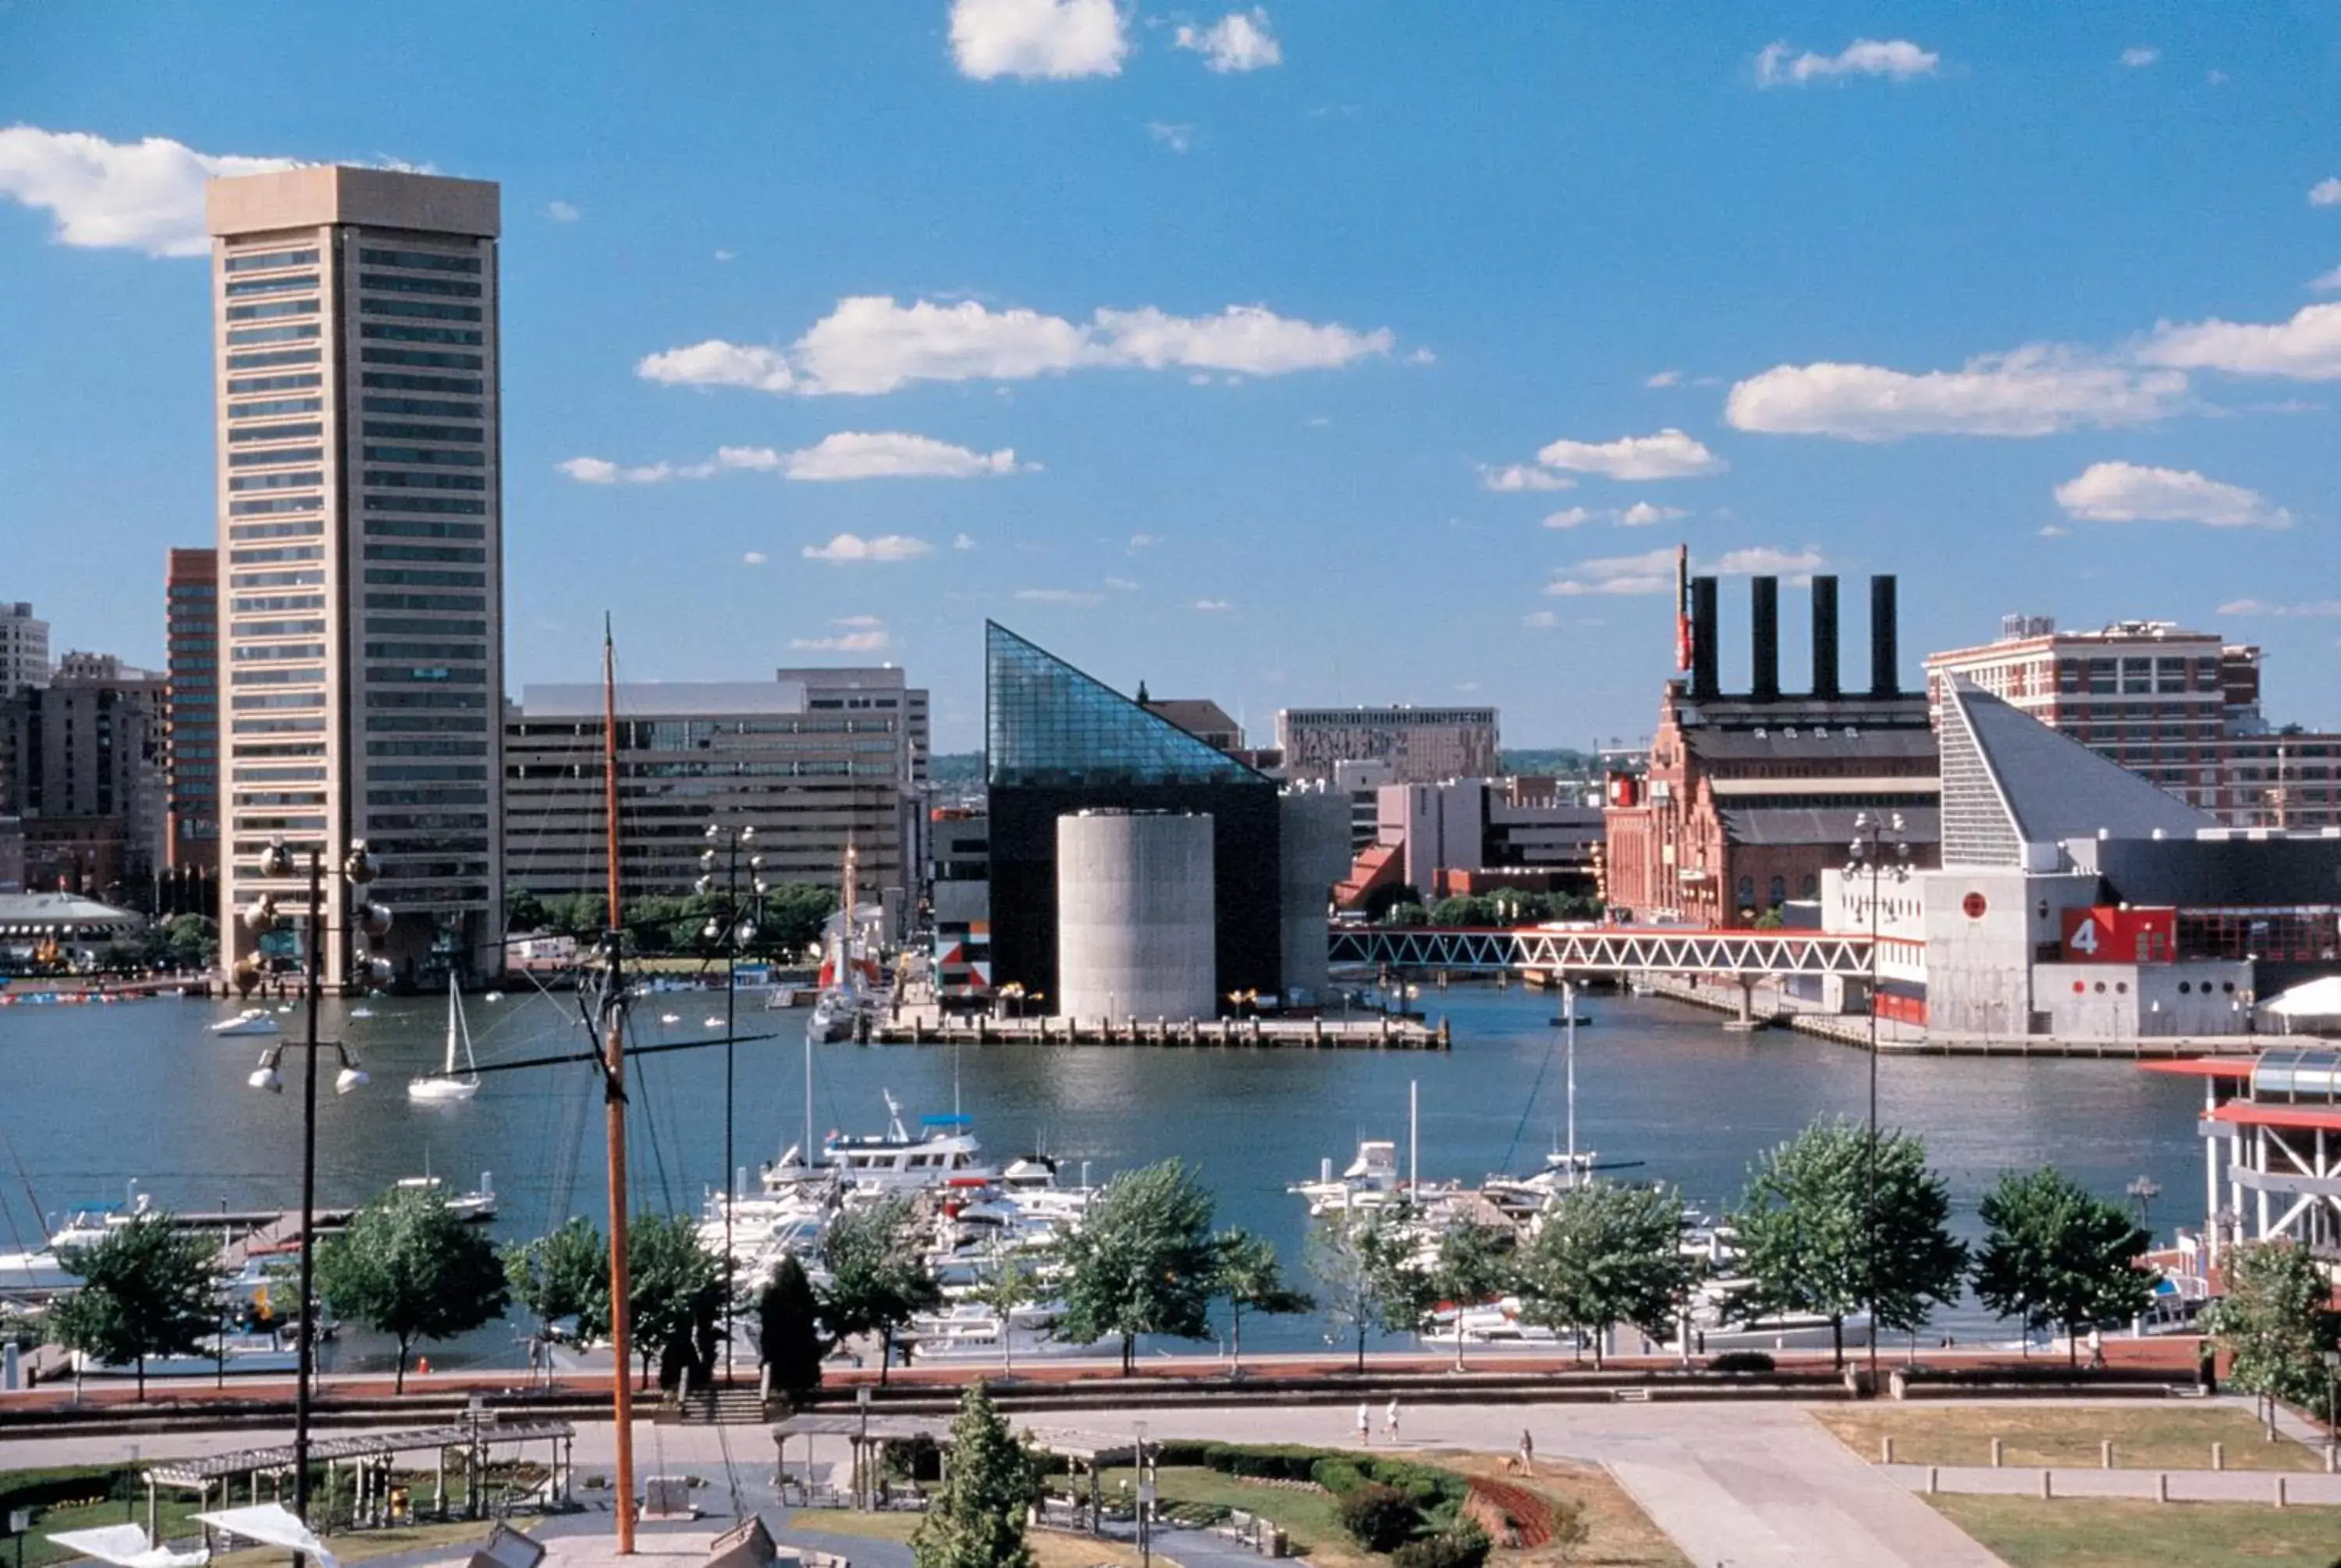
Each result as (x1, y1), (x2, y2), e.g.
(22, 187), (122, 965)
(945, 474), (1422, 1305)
(3, 2), (2339, 751)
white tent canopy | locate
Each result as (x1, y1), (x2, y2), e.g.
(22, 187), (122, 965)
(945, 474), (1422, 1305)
(46, 1525), (208, 1568)
(190, 1506), (336, 1568)
(2266, 975), (2341, 1020)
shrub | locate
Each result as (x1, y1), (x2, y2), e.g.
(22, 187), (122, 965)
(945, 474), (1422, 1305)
(1393, 1520), (1490, 1568)
(1338, 1482), (1421, 1552)
(1310, 1457), (1366, 1496)
(1708, 1350), (1775, 1374)
(1362, 1459), (1465, 1508)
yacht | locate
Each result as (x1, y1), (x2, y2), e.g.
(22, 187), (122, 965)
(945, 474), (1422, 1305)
(818, 1093), (994, 1193)
(407, 977), (481, 1102)
(1289, 1140), (1407, 1217)
(211, 1008), (280, 1037)
(394, 1171), (496, 1222)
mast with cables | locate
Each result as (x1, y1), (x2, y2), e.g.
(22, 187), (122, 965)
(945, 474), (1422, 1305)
(598, 618), (638, 1553)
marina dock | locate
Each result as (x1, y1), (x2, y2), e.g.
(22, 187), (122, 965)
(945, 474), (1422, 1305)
(867, 1012), (1449, 1049)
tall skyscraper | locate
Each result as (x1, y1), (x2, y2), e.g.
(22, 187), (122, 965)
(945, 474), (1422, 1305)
(207, 167), (505, 987)
(164, 548), (220, 872)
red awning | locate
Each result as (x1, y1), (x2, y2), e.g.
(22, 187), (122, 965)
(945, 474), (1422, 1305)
(2206, 1101), (2341, 1133)
(2140, 1059), (2256, 1079)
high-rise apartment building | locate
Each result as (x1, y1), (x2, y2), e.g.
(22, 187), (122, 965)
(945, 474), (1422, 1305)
(1276, 705), (1501, 785)
(164, 548), (220, 872)
(0, 603), (48, 695)
(207, 167), (505, 986)
(0, 655), (167, 898)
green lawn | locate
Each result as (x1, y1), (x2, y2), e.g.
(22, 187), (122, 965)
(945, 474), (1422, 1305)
(1811, 1403), (2327, 1473)
(1929, 1495), (2341, 1568)
(1075, 1465), (1351, 1561)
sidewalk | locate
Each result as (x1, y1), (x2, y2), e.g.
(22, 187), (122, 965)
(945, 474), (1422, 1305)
(1885, 1463), (2341, 1506)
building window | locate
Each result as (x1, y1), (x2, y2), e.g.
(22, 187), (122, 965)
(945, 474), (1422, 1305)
(225, 248), (320, 274)
(225, 325), (321, 347)
(228, 447), (325, 468)
(358, 272), (483, 297)
(357, 247), (481, 274)
(359, 322), (485, 347)
(224, 274), (319, 296)
(226, 349), (321, 371)
(226, 299), (320, 321)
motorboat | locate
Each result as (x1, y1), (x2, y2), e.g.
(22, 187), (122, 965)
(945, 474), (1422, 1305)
(211, 1008), (280, 1037)
(1290, 1140), (1406, 1217)
(0, 1249), (77, 1295)
(350, 1007), (375, 1020)
(819, 1093), (995, 1193)
(407, 977), (481, 1102)
(394, 1170), (496, 1222)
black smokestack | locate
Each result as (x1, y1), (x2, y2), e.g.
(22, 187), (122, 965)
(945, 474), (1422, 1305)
(1870, 574), (1899, 697)
(1690, 576), (1720, 700)
(1750, 576), (1780, 701)
(1811, 575), (1840, 698)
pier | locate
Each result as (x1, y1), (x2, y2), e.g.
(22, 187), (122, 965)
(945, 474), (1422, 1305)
(868, 1012), (1448, 1049)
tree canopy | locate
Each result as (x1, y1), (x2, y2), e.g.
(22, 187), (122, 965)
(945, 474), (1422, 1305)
(2207, 1240), (2341, 1414)
(819, 1197), (943, 1384)
(51, 1213), (221, 1399)
(314, 1184), (510, 1391)
(911, 1381), (1039, 1568)
(1212, 1228), (1313, 1369)
(1056, 1158), (1219, 1373)
(1414, 1219), (1516, 1370)
(627, 1211), (727, 1391)
(1517, 1180), (1701, 1368)
(503, 1215), (606, 1344)
(1306, 1210), (1419, 1371)
(758, 1254), (825, 1402)
(1973, 1167), (2154, 1362)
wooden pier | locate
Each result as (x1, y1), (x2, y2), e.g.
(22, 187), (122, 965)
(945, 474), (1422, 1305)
(868, 1013), (1448, 1049)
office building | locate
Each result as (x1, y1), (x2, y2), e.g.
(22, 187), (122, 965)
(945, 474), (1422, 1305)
(164, 548), (221, 872)
(0, 655), (167, 899)
(1923, 616), (2339, 831)
(929, 809), (992, 1001)
(0, 604), (47, 695)
(503, 668), (928, 925)
(207, 166), (506, 985)
(1277, 704), (1500, 785)
(1347, 778), (1604, 906)
(1604, 574), (1941, 926)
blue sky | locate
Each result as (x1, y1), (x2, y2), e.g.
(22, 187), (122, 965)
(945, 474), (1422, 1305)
(3, 2), (2338, 750)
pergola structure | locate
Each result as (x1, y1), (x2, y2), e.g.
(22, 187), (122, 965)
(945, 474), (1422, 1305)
(769, 1416), (1143, 1524)
(144, 1420), (576, 1542)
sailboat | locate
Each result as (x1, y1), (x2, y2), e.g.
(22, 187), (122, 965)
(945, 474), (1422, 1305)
(407, 975), (481, 1102)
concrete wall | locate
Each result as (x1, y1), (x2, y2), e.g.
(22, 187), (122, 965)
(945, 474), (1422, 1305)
(2035, 960), (2254, 1038)
(1278, 789), (1352, 1002)
(1056, 811), (1215, 1019)
(1916, 868), (2098, 1035)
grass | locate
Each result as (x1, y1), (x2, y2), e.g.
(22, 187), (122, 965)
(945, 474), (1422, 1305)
(18, 1495), (212, 1568)
(790, 1509), (1151, 1568)
(1078, 1465), (1353, 1564)
(1928, 1494), (2341, 1568)
(1810, 1403), (2327, 1473)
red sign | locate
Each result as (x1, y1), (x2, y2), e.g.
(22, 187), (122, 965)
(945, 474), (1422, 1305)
(1962, 892), (1988, 920)
(2061, 906), (2176, 965)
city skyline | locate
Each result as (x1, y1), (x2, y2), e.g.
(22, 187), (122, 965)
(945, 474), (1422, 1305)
(4, 3), (2339, 749)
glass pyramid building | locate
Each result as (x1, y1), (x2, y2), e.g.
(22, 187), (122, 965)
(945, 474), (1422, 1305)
(986, 622), (1266, 789)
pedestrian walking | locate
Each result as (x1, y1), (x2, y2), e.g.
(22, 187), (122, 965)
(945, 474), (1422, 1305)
(1356, 1402), (1371, 1446)
(1517, 1428), (1534, 1476)
(1385, 1398), (1401, 1443)
(2086, 1326), (2105, 1370)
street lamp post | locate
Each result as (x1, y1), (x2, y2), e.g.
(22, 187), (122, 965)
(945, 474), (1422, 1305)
(1135, 1421), (1151, 1568)
(1844, 811), (1909, 1395)
(2127, 1174), (2162, 1233)
(698, 823), (766, 1384)
(243, 838), (384, 1553)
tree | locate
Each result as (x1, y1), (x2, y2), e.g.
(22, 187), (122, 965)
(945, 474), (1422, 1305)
(503, 886), (549, 933)
(503, 1215), (607, 1349)
(970, 1247), (1044, 1372)
(758, 1255), (826, 1403)
(1417, 1220), (1516, 1371)
(1973, 1167), (2155, 1364)
(1057, 1158), (1219, 1374)
(627, 1212), (726, 1391)
(51, 1214), (220, 1399)
(761, 883), (842, 959)
(819, 1197), (943, 1385)
(1727, 1118), (1966, 1368)
(1517, 1180), (1702, 1368)
(2207, 1241), (2341, 1423)
(314, 1184), (510, 1392)
(1307, 1210), (1419, 1371)
(1213, 1228), (1313, 1371)
(911, 1381), (1039, 1568)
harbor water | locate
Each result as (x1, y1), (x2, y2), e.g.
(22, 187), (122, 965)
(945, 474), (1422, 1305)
(0, 983), (2209, 1371)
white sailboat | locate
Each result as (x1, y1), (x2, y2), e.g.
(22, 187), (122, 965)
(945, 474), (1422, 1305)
(406, 976), (481, 1102)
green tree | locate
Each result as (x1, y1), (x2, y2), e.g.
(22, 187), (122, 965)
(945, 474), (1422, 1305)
(819, 1197), (943, 1385)
(503, 886), (549, 933)
(1726, 1118), (1966, 1368)
(1212, 1228), (1313, 1371)
(2207, 1241), (2341, 1422)
(627, 1211), (726, 1391)
(1057, 1158), (1220, 1374)
(911, 1381), (1039, 1568)
(761, 883), (841, 959)
(758, 1254), (825, 1403)
(970, 1247), (1044, 1371)
(1416, 1219), (1516, 1371)
(1517, 1180), (1701, 1368)
(1307, 1210), (1419, 1371)
(503, 1215), (607, 1347)
(51, 1214), (221, 1399)
(314, 1184), (510, 1392)
(1973, 1167), (2155, 1364)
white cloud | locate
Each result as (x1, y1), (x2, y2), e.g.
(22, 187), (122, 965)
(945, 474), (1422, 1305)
(636, 339), (797, 393)
(2310, 178), (2341, 208)
(1546, 544), (1823, 596)
(1725, 346), (2188, 438)
(1147, 121), (1195, 153)
(954, 533), (979, 551)
(1522, 610), (1558, 628)
(2311, 265), (2341, 293)
(803, 533), (933, 563)
(1644, 370), (1682, 388)
(950, 0), (1128, 80)
(1128, 532), (1162, 550)
(1105, 576), (1139, 591)
(791, 617), (893, 652)
(1542, 507), (1594, 530)
(547, 200), (581, 222)
(1174, 9), (1282, 73)
(1618, 501), (1689, 527)
(2053, 461), (2290, 529)
(772, 431), (1029, 481)
(559, 456), (676, 484)
(2217, 598), (2341, 617)
(1533, 427), (1727, 479)
(1192, 598), (1234, 612)
(1710, 546), (1825, 578)
(2140, 301), (2341, 381)
(742, 551), (769, 566)
(1094, 303), (1393, 374)
(2038, 523), (2071, 538)
(1756, 38), (1939, 87)
(0, 126), (299, 257)
(2119, 46), (2159, 67)
(1482, 464), (1575, 493)
(1014, 587), (1103, 605)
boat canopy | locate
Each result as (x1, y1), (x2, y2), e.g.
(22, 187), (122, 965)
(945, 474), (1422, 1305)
(920, 1114), (974, 1128)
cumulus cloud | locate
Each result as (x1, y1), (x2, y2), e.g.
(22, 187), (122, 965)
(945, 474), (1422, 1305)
(2140, 301), (2341, 381)
(803, 533), (933, 563)
(2311, 178), (2341, 208)
(1175, 9), (1282, 73)
(1725, 346), (2188, 438)
(1147, 121), (1195, 153)
(1482, 464), (1575, 493)
(1542, 507), (1594, 530)
(1192, 598), (1234, 612)
(2053, 461), (2290, 529)
(1546, 545), (1823, 597)
(559, 456), (676, 484)
(547, 200), (581, 222)
(2311, 265), (2341, 293)
(769, 431), (1029, 481)
(1014, 587), (1103, 605)
(1644, 370), (1682, 388)
(791, 617), (893, 652)
(954, 533), (979, 551)
(742, 551), (769, 566)
(2217, 598), (2341, 617)
(2120, 46), (2159, 67)
(1618, 501), (1689, 527)
(1756, 38), (1939, 86)
(641, 295), (1398, 396)
(0, 126), (299, 257)
(1533, 428), (1727, 480)
(1710, 546), (1826, 579)
(950, 0), (1128, 80)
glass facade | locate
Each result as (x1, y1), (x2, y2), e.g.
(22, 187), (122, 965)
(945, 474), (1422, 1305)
(986, 621), (1263, 789)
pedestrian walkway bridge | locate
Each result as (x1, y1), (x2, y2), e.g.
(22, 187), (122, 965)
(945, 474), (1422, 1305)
(1328, 924), (1874, 977)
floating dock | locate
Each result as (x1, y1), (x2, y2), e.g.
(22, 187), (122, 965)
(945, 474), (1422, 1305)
(867, 1013), (1448, 1049)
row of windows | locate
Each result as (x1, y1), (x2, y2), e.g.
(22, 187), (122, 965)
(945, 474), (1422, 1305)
(233, 641), (325, 661)
(365, 544), (485, 564)
(234, 790), (328, 807)
(358, 272), (481, 298)
(369, 764), (488, 781)
(231, 569), (323, 590)
(367, 738), (488, 756)
(360, 321), (484, 347)
(367, 690), (489, 709)
(229, 665), (321, 686)
(357, 246), (480, 275)
(235, 619), (326, 638)
(359, 347), (482, 371)
(228, 470), (321, 491)
(229, 497), (318, 517)
(371, 665), (487, 683)
(233, 594), (326, 613)
(231, 742), (325, 757)
(363, 395), (481, 420)
(228, 446), (323, 469)
(364, 568), (485, 587)
(226, 324), (319, 348)
(230, 523), (321, 544)
(229, 421), (321, 444)
(225, 248), (319, 274)
(363, 495), (485, 516)
(368, 812), (490, 831)
(366, 617), (485, 638)
(229, 372), (321, 397)
(228, 545), (322, 565)
(364, 444), (485, 466)
(232, 691), (324, 711)
(365, 470), (484, 491)
(360, 371), (482, 396)
(224, 273), (318, 298)
(366, 518), (484, 541)
(360, 296), (483, 322)
(361, 421), (481, 444)
(230, 718), (327, 736)
(233, 767), (327, 782)
(364, 594), (487, 615)
(227, 298), (318, 322)
(364, 713), (488, 731)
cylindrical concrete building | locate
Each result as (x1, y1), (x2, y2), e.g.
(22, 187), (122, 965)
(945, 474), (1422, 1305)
(1278, 787), (1353, 1002)
(1056, 811), (1215, 1020)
